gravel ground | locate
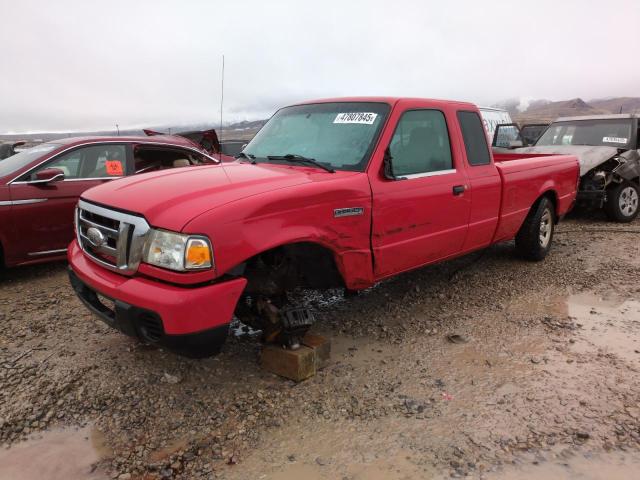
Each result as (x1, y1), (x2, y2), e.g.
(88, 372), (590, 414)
(1, 211), (639, 479)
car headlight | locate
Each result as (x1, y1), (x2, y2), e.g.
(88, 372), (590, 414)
(143, 229), (213, 271)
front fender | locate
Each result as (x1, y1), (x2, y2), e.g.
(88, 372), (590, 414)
(182, 174), (375, 289)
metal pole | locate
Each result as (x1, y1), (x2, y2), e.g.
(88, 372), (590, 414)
(219, 54), (225, 161)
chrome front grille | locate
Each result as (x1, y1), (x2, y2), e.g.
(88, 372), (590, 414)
(76, 199), (150, 275)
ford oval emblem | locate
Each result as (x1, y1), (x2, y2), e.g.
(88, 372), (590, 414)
(86, 227), (106, 247)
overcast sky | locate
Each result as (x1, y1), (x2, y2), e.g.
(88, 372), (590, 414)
(1, 0), (638, 133)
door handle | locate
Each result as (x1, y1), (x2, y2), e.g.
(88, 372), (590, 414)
(453, 185), (466, 196)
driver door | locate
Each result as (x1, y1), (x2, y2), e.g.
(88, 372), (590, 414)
(7, 143), (129, 261)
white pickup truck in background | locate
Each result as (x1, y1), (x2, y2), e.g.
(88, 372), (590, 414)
(479, 106), (512, 143)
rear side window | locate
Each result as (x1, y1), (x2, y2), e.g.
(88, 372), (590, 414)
(133, 147), (200, 173)
(458, 111), (491, 166)
(388, 109), (453, 176)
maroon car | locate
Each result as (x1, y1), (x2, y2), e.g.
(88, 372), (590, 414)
(0, 134), (222, 268)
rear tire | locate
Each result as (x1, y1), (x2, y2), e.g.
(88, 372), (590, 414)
(515, 197), (555, 261)
(604, 181), (639, 223)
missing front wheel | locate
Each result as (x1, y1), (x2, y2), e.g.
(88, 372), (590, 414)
(236, 295), (316, 349)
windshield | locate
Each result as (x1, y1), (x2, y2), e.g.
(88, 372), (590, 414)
(243, 102), (390, 171)
(536, 119), (634, 148)
(0, 143), (61, 178)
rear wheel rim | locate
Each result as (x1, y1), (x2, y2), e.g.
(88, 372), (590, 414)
(539, 209), (552, 248)
(619, 186), (639, 216)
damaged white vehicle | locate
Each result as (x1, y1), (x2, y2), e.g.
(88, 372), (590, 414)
(496, 114), (640, 222)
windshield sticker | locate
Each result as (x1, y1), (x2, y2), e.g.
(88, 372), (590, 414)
(603, 136), (628, 144)
(105, 160), (124, 176)
(333, 112), (378, 125)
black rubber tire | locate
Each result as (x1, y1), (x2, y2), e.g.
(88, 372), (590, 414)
(515, 197), (555, 261)
(604, 181), (640, 223)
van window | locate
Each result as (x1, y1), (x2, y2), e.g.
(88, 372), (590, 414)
(388, 109), (453, 177)
(458, 111), (491, 166)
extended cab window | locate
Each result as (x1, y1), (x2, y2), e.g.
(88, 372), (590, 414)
(389, 109), (453, 177)
(33, 144), (127, 179)
(458, 111), (491, 166)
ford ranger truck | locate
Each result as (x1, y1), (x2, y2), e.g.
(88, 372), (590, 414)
(68, 97), (579, 357)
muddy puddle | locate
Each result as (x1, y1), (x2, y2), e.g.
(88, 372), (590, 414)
(567, 292), (640, 364)
(247, 449), (640, 480)
(489, 450), (640, 479)
(0, 425), (109, 480)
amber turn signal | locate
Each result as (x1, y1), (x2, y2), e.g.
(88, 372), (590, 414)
(185, 237), (213, 269)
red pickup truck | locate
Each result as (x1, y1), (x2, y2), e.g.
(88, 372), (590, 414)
(68, 97), (579, 357)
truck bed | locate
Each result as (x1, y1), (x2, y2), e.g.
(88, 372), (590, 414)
(493, 154), (579, 242)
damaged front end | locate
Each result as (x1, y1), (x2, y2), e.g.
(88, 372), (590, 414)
(579, 150), (640, 207)
(232, 243), (344, 350)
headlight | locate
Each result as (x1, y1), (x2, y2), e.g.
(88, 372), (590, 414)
(143, 229), (213, 271)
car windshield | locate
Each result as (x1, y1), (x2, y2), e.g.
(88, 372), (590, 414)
(243, 102), (390, 171)
(535, 119), (633, 148)
(0, 143), (61, 178)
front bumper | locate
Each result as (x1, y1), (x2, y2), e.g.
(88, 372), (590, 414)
(68, 240), (247, 357)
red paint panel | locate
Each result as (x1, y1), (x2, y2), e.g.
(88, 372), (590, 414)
(8, 179), (103, 260)
(182, 168), (375, 287)
(493, 155), (578, 240)
(366, 98), (472, 278)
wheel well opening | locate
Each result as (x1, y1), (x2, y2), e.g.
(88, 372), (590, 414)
(240, 242), (345, 297)
(540, 191), (558, 219)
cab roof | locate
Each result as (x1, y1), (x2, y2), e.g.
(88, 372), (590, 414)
(293, 96), (477, 109)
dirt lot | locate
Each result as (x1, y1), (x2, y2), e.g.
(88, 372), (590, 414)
(1, 212), (639, 480)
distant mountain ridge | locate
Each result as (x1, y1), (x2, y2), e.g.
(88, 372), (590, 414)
(493, 97), (640, 124)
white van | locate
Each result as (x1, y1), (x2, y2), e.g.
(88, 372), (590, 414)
(478, 107), (513, 143)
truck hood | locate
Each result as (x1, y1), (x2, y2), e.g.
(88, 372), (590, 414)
(514, 145), (619, 176)
(81, 163), (355, 231)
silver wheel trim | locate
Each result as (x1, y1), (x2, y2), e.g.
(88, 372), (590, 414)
(539, 209), (552, 248)
(618, 186), (639, 216)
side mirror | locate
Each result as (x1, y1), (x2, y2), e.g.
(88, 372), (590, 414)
(508, 140), (524, 148)
(383, 147), (396, 180)
(29, 167), (65, 185)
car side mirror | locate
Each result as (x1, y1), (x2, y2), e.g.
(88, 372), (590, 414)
(29, 167), (65, 185)
(383, 147), (396, 180)
(509, 140), (524, 148)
